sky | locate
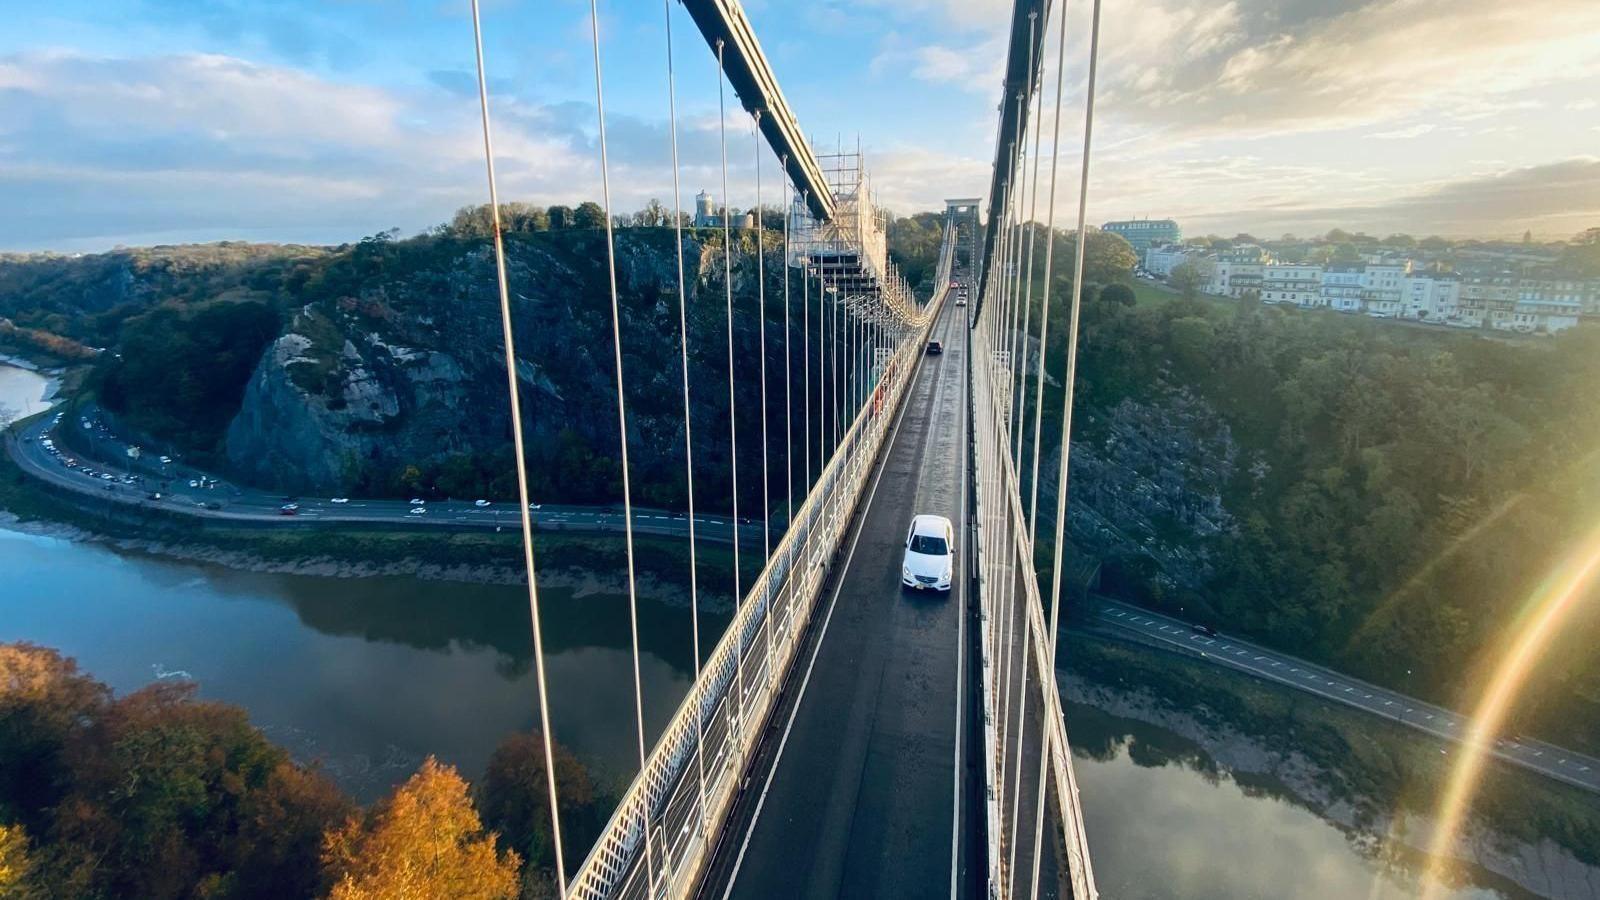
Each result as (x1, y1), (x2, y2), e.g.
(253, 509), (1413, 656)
(1, 0), (1598, 252)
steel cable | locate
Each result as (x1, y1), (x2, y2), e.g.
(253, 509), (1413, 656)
(466, 1), (568, 891)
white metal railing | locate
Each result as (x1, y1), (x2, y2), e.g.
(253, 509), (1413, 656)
(970, 259), (1098, 900)
(565, 233), (951, 900)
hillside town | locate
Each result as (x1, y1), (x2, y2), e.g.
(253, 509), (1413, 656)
(1108, 218), (1600, 335)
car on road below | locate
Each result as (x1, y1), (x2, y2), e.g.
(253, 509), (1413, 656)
(474, 499), (491, 507)
(330, 497), (349, 504)
(409, 498), (425, 506)
(159, 455), (172, 464)
(189, 480), (200, 488)
(279, 503), (299, 515)
(955, 297), (966, 306)
(902, 514), (955, 592)
(926, 340), (944, 355)
(1190, 623), (1217, 637)
(409, 506), (427, 515)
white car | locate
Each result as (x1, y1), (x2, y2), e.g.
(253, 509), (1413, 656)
(409, 506), (427, 515)
(330, 497), (349, 504)
(409, 498), (425, 506)
(474, 499), (491, 507)
(901, 514), (955, 592)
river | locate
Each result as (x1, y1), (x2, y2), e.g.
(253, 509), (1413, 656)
(0, 357), (57, 426)
(1062, 697), (1520, 900)
(0, 527), (729, 802)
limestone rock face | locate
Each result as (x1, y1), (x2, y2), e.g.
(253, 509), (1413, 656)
(221, 229), (797, 498)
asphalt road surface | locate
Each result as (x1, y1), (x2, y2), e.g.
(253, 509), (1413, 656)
(5, 408), (760, 545)
(701, 293), (981, 899)
(1092, 597), (1600, 794)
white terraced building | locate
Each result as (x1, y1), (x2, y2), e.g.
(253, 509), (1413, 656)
(1143, 243), (1193, 278)
(1320, 265), (1365, 312)
(1402, 275), (1460, 321)
(1260, 264), (1324, 306)
(1361, 261), (1411, 317)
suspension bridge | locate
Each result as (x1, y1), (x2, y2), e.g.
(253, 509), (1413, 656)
(467, 0), (1101, 896)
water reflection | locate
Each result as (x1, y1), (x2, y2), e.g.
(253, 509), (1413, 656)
(1065, 701), (1515, 900)
(0, 528), (727, 801)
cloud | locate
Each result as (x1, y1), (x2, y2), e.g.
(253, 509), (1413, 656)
(0, 50), (772, 251)
(869, 33), (1006, 94)
(1371, 123), (1435, 140)
(1179, 157), (1600, 238)
(1079, 0), (1600, 139)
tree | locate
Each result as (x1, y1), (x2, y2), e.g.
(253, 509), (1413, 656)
(1561, 226), (1600, 276)
(2, 645), (352, 900)
(1169, 260), (1208, 301)
(477, 732), (595, 879)
(546, 205), (574, 230)
(0, 644), (108, 830)
(632, 199), (669, 228)
(0, 823), (40, 899)
(573, 202), (607, 229)
(49, 682), (350, 900)
(322, 757), (519, 900)
(1331, 243), (1362, 263)
(1046, 229), (1137, 289)
(1098, 283), (1136, 307)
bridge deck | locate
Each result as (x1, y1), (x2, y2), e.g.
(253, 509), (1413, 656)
(699, 298), (981, 898)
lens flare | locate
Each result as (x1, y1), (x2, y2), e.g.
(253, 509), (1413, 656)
(1418, 517), (1600, 899)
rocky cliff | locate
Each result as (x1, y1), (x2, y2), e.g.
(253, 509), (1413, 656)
(221, 228), (806, 507)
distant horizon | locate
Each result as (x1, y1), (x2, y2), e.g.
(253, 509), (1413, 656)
(2, 216), (1594, 258)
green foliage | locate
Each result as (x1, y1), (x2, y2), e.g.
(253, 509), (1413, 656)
(476, 732), (597, 881)
(95, 300), (281, 453)
(885, 211), (946, 295)
(447, 203), (551, 238)
(1168, 260), (1207, 300)
(1097, 283), (1136, 307)
(573, 202), (607, 229)
(1063, 295), (1600, 754)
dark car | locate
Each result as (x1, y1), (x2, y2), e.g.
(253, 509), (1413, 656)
(926, 340), (944, 355)
(1190, 623), (1217, 637)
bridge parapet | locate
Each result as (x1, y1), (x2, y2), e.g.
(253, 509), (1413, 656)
(564, 223), (957, 900)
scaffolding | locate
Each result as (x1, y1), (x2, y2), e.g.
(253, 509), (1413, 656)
(787, 149), (924, 327)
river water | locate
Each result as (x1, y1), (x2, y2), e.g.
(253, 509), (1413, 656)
(0, 358), (56, 425)
(1063, 699), (1514, 900)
